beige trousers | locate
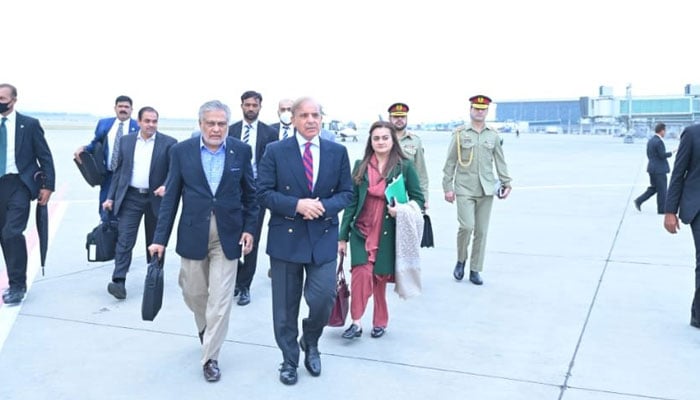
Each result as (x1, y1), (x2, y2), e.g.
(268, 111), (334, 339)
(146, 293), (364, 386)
(178, 215), (237, 365)
(456, 195), (494, 272)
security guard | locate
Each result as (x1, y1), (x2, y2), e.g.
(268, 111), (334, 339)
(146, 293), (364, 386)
(442, 95), (512, 285)
(388, 102), (429, 205)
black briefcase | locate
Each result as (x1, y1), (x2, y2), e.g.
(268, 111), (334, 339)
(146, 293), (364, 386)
(142, 255), (164, 321)
(74, 141), (106, 187)
(420, 214), (434, 248)
(85, 221), (118, 262)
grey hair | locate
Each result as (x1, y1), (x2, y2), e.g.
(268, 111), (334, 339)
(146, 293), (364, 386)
(291, 97), (321, 116)
(198, 100), (231, 122)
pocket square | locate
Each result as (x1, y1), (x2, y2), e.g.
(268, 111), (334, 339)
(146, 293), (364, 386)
(230, 167), (241, 171)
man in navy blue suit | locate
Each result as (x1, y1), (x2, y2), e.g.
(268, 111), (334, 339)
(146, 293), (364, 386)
(665, 124), (700, 329)
(0, 83), (56, 305)
(634, 123), (676, 214)
(74, 95), (139, 222)
(228, 90), (278, 306)
(149, 100), (258, 382)
(257, 97), (352, 385)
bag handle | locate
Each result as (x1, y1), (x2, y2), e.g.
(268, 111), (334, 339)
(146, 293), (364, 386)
(336, 253), (345, 280)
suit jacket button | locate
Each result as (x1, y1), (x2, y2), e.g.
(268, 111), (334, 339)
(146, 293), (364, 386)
(288, 228), (293, 233)
(285, 185), (290, 190)
(383, 231), (388, 235)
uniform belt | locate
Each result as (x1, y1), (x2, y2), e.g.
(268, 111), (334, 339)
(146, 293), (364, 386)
(128, 186), (149, 195)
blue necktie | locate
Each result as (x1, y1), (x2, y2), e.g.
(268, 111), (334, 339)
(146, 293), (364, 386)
(303, 142), (313, 191)
(243, 124), (251, 143)
(0, 117), (7, 176)
(111, 121), (124, 171)
(283, 125), (289, 139)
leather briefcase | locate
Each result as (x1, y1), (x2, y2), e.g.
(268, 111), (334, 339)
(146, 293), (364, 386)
(142, 255), (164, 321)
(85, 221), (118, 262)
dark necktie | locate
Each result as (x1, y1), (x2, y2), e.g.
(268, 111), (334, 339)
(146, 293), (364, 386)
(283, 125), (289, 139)
(0, 117), (7, 176)
(243, 124), (252, 143)
(111, 121), (124, 171)
(303, 141), (313, 191)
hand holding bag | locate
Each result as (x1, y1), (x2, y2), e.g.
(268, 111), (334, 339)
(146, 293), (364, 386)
(328, 254), (350, 327)
(141, 254), (164, 321)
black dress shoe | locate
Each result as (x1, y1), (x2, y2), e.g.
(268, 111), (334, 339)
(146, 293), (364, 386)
(107, 281), (127, 299)
(342, 323), (362, 339)
(237, 288), (250, 306)
(2, 288), (26, 306)
(233, 287), (240, 297)
(453, 261), (465, 281)
(279, 362), (298, 385)
(370, 326), (385, 338)
(469, 271), (483, 285)
(203, 359), (221, 382)
(299, 337), (321, 377)
(633, 200), (641, 212)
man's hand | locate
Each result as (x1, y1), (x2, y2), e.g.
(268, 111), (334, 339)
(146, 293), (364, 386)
(73, 146), (86, 163)
(499, 186), (512, 199)
(444, 191), (455, 203)
(664, 213), (680, 234)
(296, 198), (325, 220)
(239, 232), (254, 255)
(148, 244), (165, 259)
(37, 189), (53, 206)
(153, 185), (166, 197)
(102, 199), (113, 211)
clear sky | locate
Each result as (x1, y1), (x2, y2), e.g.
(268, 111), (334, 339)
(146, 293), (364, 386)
(4, 0), (695, 124)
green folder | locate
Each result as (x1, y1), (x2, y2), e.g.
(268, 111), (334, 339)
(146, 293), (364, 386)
(385, 174), (408, 204)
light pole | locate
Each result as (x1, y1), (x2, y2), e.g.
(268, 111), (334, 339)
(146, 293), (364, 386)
(626, 83), (632, 132)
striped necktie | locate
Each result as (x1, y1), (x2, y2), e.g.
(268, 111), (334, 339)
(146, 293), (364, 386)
(111, 121), (124, 171)
(303, 141), (313, 192)
(243, 124), (251, 143)
(0, 117), (7, 176)
(283, 125), (289, 139)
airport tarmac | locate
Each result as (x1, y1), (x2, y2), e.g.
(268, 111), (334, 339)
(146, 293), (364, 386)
(0, 127), (698, 400)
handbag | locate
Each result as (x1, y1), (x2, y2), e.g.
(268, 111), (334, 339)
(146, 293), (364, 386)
(327, 254), (350, 327)
(141, 254), (164, 321)
(85, 220), (118, 262)
(74, 140), (106, 187)
(420, 214), (434, 248)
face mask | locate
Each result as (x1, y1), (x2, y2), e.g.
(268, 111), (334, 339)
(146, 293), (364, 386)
(0, 101), (10, 113)
(279, 111), (292, 125)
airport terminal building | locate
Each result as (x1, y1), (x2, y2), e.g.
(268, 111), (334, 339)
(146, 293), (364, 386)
(494, 84), (700, 137)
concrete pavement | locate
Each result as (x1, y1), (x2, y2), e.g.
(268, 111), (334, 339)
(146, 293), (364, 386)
(0, 128), (698, 400)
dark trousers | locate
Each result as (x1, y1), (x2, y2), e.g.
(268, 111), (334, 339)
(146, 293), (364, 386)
(691, 216), (700, 321)
(635, 173), (667, 214)
(112, 189), (159, 282)
(99, 171), (116, 222)
(0, 175), (31, 291)
(235, 208), (266, 290)
(269, 256), (336, 368)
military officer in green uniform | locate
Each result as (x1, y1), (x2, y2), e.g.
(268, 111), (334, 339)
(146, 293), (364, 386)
(388, 103), (429, 206)
(442, 95), (512, 285)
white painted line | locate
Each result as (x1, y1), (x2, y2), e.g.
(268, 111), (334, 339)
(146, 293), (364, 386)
(0, 200), (69, 350)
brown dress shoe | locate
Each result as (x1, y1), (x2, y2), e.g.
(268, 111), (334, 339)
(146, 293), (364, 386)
(203, 359), (221, 382)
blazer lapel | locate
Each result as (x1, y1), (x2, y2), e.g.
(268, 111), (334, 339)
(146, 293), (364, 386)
(14, 114), (26, 155)
(215, 139), (237, 196)
(289, 137), (311, 193)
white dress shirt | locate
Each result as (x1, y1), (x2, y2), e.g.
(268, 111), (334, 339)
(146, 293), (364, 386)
(129, 132), (156, 189)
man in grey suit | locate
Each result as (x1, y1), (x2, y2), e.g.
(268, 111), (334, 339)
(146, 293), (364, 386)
(634, 123), (676, 214)
(149, 100), (258, 382)
(257, 97), (352, 385)
(102, 106), (176, 299)
(664, 124), (700, 329)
